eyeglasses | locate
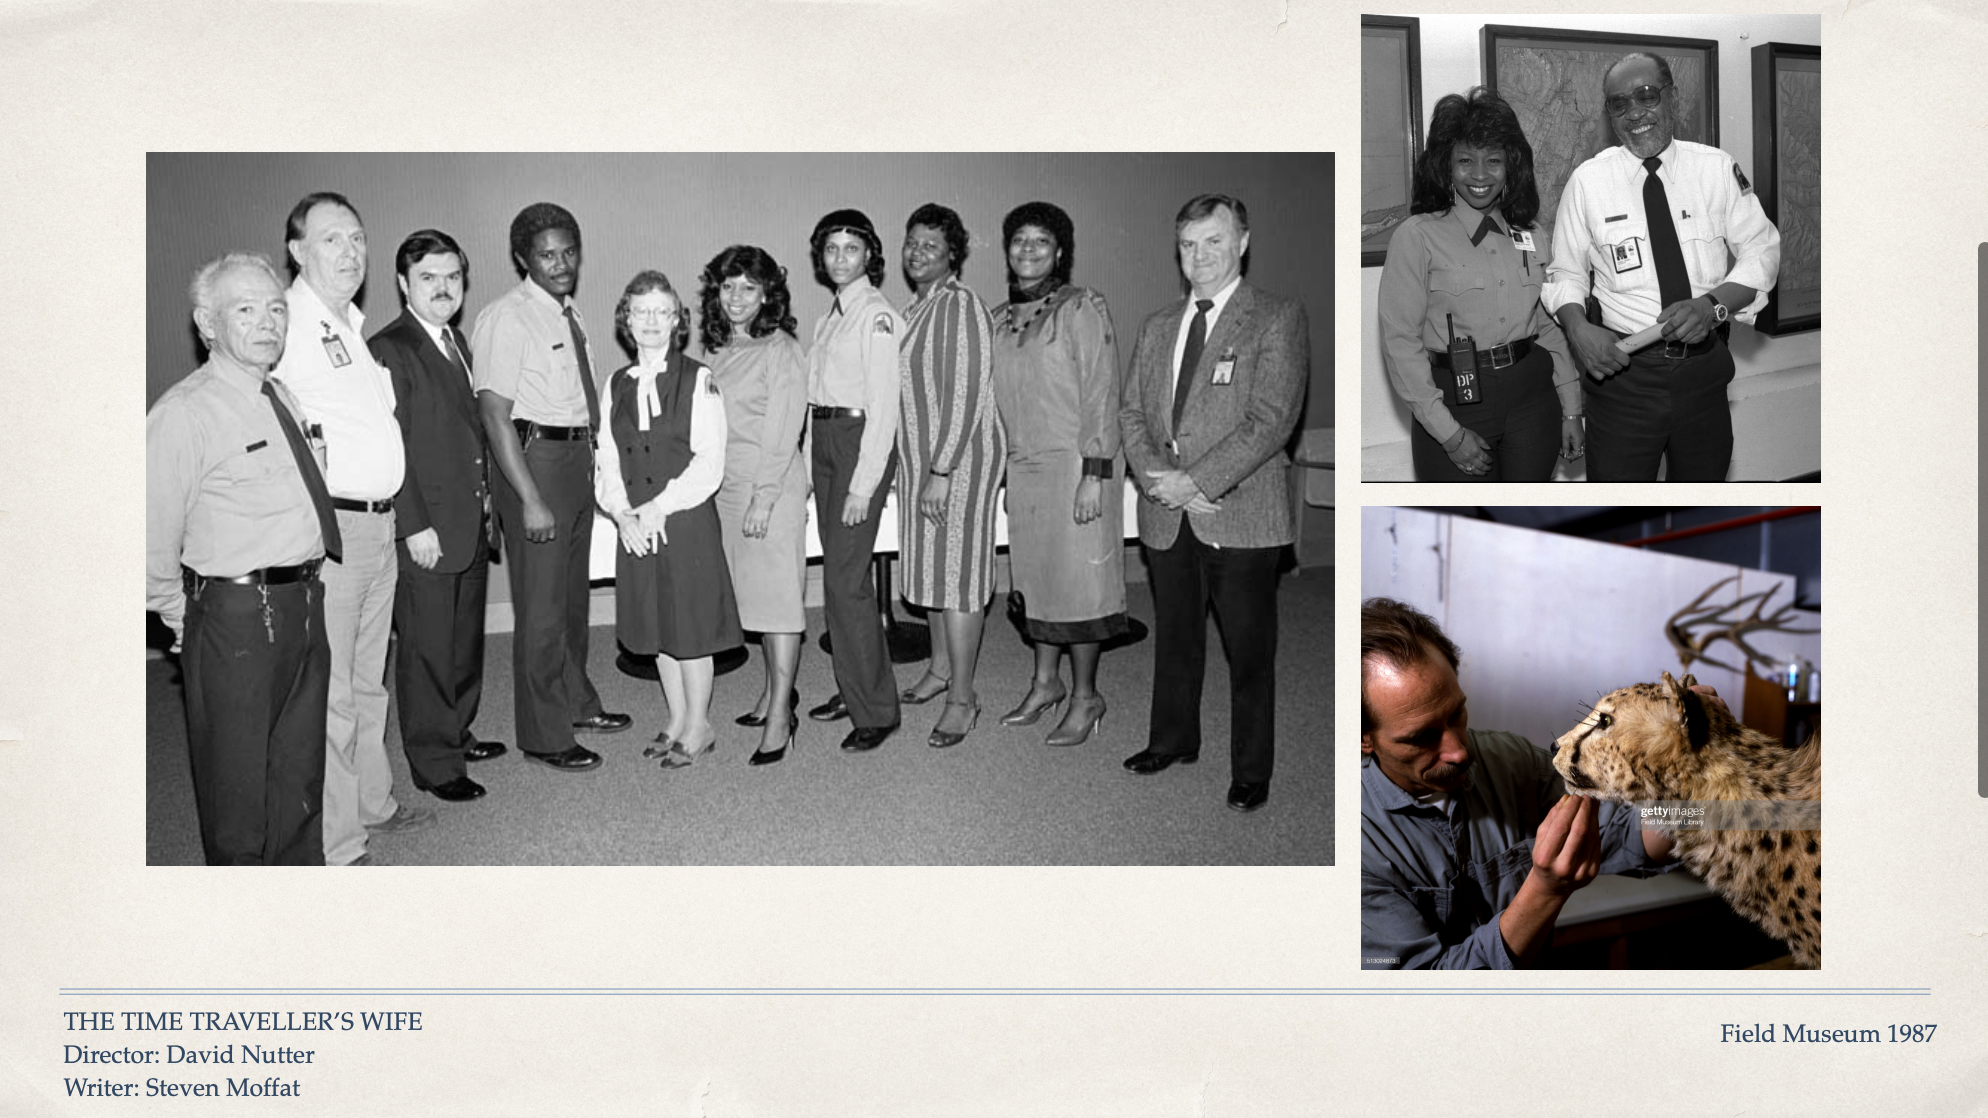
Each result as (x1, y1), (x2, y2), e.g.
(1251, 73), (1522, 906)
(629, 308), (677, 321)
(1605, 83), (1671, 117)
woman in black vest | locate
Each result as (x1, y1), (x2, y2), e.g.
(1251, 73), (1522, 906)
(595, 270), (743, 767)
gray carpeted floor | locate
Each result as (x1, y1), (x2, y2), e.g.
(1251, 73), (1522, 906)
(147, 570), (1333, 865)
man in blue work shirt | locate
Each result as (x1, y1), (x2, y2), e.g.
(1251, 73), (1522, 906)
(1359, 597), (1678, 969)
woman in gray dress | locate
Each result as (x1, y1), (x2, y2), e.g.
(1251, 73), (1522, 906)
(700, 245), (810, 765)
(988, 202), (1126, 747)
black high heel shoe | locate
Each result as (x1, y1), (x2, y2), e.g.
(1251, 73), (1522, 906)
(737, 688), (801, 728)
(749, 711), (801, 767)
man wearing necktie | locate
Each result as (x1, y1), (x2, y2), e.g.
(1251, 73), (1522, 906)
(148, 253), (334, 864)
(368, 230), (504, 804)
(1118, 194), (1310, 814)
(475, 202), (630, 774)
(272, 192), (432, 866)
(1545, 52), (1782, 482)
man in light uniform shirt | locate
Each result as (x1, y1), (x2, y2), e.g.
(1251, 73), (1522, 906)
(1545, 52), (1781, 482)
(147, 253), (332, 865)
(272, 192), (433, 867)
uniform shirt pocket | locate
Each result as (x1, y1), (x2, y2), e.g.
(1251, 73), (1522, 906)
(1599, 220), (1653, 279)
(1675, 219), (1732, 289)
(1428, 268), (1489, 298)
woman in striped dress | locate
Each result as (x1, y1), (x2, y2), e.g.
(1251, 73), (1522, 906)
(895, 203), (1007, 749)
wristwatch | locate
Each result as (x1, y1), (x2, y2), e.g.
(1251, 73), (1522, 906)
(1703, 294), (1729, 324)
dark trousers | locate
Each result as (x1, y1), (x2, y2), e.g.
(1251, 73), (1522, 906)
(810, 415), (900, 729)
(492, 438), (602, 756)
(1584, 335), (1736, 482)
(181, 577), (329, 865)
(392, 536), (490, 787)
(1410, 347), (1561, 482)
(1143, 519), (1281, 785)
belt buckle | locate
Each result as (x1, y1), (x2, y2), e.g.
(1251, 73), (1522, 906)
(1487, 342), (1515, 369)
(1662, 337), (1689, 360)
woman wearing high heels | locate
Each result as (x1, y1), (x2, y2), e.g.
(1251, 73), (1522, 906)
(595, 270), (743, 769)
(894, 204), (1007, 749)
(988, 201), (1124, 746)
(700, 246), (809, 765)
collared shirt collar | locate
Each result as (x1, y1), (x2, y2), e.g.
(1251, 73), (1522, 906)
(413, 315), (453, 353)
(519, 276), (570, 313)
(1446, 197), (1507, 243)
(286, 273), (365, 336)
(1617, 137), (1680, 169)
(207, 357), (271, 398)
(1189, 273), (1242, 316)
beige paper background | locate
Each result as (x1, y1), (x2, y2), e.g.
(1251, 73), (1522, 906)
(3, 0), (1984, 1114)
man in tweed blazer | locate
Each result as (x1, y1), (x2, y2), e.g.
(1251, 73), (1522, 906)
(1119, 192), (1309, 814)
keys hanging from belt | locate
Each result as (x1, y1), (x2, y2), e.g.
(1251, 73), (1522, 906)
(1444, 314), (1484, 407)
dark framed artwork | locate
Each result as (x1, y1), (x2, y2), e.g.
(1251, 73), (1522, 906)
(1752, 42), (1820, 335)
(1361, 15), (1422, 266)
(1481, 25), (1718, 245)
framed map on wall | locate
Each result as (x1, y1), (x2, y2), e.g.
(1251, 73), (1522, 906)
(1481, 25), (1718, 247)
(1752, 42), (1820, 335)
(1361, 15), (1422, 266)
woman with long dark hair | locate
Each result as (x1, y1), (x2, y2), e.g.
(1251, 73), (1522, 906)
(1378, 86), (1582, 481)
(699, 245), (810, 765)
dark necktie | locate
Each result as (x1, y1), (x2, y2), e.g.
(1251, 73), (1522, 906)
(1171, 298), (1214, 430)
(1641, 156), (1693, 309)
(261, 378), (342, 563)
(1469, 215), (1503, 246)
(440, 326), (471, 380)
(831, 296), (845, 317)
(563, 304), (600, 431)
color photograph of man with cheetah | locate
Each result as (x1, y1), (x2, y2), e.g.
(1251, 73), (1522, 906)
(1359, 506), (1820, 969)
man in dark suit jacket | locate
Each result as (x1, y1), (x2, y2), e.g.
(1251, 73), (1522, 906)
(369, 229), (504, 803)
(1119, 193), (1310, 814)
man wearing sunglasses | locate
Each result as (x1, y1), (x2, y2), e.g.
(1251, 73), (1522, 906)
(1544, 52), (1781, 482)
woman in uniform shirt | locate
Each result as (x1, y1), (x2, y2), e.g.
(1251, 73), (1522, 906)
(699, 245), (811, 766)
(1378, 86), (1583, 481)
(988, 201), (1125, 748)
(595, 270), (742, 768)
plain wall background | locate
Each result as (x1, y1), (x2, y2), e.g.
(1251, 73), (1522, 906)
(147, 153), (1333, 432)
(1359, 15), (1821, 468)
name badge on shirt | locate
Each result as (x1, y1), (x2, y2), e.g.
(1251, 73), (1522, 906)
(320, 322), (351, 367)
(1610, 236), (1645, 275)
(1510, 229), (1536, 253)
(1211, 351), (1237, 386)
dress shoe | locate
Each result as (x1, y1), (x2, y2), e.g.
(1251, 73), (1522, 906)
(465, 740), (507, 762)
(414, 775), (486, 802)
(642, 732), (676, 759)
(657, 735), (715, 770)
(572, 711), (633, 733)
(1227, 782), (1270, 813)
(738, 689), (801, 728)
(1122, 747), (1198, 775)
(749, 719), (798, 767)
(522, 745), (603, 771)
(999, 682), (1068, 726)
(1045, 695), (1107, 747)
(365, 803), (437, 833)
(808, 693), (850, 722)
(900, 671), (952, 705)
(839, 722), (899, 753)
(927, 700), (979, 749)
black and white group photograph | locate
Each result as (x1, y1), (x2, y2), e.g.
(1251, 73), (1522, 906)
(143, 153), (1336, 867)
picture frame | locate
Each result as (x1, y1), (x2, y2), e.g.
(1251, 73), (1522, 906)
(1361, 15), (1422, 267)
(1481, 25), (1718, 244)
(1752, 42), (1821, 335)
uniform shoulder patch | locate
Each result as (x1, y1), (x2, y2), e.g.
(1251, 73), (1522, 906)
(1733, 164), (1752, 194)
(872, 313), (894, 337)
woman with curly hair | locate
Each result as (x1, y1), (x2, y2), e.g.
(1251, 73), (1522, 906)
(594, 269), (741, 768)
(987, 201), (1124, 747)
(699, 245), (810, 765)
(1378, 86), (1582, 481)
(894, 203), (1007, 750)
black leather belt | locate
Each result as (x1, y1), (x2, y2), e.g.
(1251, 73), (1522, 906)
(331, 497), (394, 514)
(183, 560), (324, 592)
(514, 420), (593, 441)
(1428, 335), (1535, 371)
(811, 406), (865, 420)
